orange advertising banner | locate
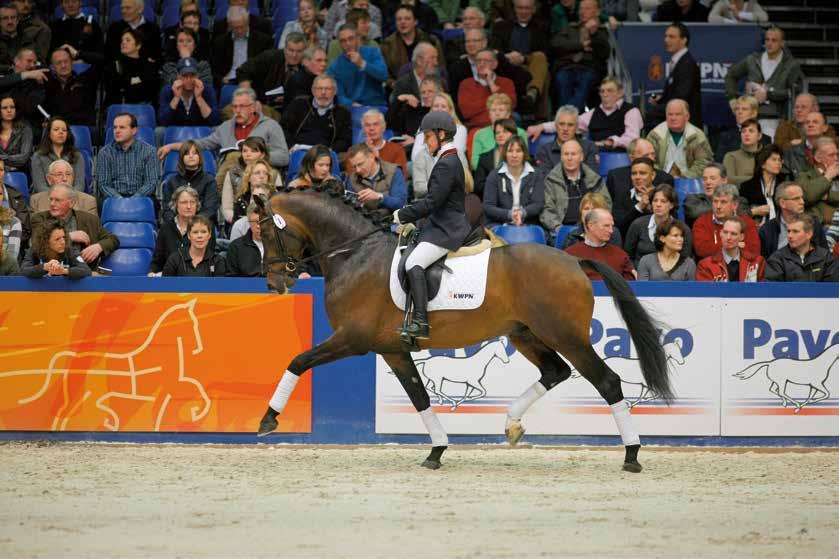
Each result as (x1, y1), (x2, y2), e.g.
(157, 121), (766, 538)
(0, 292), (312, 433)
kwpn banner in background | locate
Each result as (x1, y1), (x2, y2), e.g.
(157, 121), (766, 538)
(0, 293), (312, 433)
(615, 23), (764, 127)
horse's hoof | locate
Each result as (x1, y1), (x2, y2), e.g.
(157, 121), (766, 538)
(622, 460), (643, 473)
(421, 459), (441, 470)
(505, 419), (525, 446)
(257, 414), (278, 437)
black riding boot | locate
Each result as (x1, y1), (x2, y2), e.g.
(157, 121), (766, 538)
(402, 265), (430, 340)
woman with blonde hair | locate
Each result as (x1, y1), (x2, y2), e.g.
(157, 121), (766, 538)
(716, 95), (771, 161)
(226, 160), (279, 224)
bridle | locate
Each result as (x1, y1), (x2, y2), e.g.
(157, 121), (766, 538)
(258, 201), (386, 277)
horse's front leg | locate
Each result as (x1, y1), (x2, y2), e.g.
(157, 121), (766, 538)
(257, 332), (361, 436)
(382, 352), (448, 470)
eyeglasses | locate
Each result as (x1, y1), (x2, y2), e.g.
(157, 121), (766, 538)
(248, 219), (260, 224)
(783, 195), (804, 201)
(232, 103), (254, 110)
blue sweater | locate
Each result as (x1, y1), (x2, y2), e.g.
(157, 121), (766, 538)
(327, 46), (388, 107)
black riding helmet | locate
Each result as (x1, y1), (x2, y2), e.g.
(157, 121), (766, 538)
(419, 111), (457, 136)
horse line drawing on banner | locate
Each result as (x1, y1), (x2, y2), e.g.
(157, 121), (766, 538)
(732, 344), (838, 413)
(570, 340), (687, 407)
(0, 299), (210, 431)
(414, 337), (510, 410)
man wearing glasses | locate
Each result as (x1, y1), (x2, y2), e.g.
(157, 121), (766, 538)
(158, 87), (290, 169)
(457, 48), (516, 129)
(759, 182), (828, 259)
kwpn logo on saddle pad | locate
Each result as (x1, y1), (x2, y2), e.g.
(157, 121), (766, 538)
(388, 247), (490, 311)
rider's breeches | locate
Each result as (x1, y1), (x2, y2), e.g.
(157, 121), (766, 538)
(405, 242), (448, 270)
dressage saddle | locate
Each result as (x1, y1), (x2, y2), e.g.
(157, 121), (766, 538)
(397, 226), (488, 300)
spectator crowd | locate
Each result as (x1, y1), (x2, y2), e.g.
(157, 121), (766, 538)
(0, 0), (837, 282)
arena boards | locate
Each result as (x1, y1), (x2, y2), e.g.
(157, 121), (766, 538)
(1, 278), (837, 445)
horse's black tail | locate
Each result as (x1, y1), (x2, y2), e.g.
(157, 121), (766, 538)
(578, 259), (675, 403)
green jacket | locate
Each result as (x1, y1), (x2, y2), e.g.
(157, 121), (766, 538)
(646, 121), (713, 180)
(725, 51), (803, 119)
(795, 166), (839, 226)
(31, 209), (120, 261)
(540, 163), (610, 231)
(722, 147), (758, 186)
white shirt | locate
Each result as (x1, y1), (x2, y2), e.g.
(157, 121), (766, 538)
(647, 214), (658, 242)
(227, 33), (249, 81)
(722, 248), (741, 264)
(498, 162), (535, 209)
(760, 51), (783, 82)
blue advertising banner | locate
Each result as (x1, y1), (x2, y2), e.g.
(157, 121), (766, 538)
(616, 23), (764, 127)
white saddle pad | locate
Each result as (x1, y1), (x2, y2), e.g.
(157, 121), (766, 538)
(389, 245), (491, 312)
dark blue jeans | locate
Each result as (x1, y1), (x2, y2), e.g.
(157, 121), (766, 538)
(554, 68), (598, 112)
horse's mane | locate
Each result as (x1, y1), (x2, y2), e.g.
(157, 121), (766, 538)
(271, 184), (397, 237)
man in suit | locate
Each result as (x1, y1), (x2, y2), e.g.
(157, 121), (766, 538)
(210, 5), (273, 89)
(236, 32), (306, 111)
(759, 182), (827, 259)
(212, 0), (271, 38)
(389, 41), (440, 104)
(29, 160), (97, 215)
(646, 22), (702, 129)
(31, 183), (119, 266)
(606, 138), (674, 236)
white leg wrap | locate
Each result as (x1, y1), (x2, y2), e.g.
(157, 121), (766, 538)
(507, 382), (548, 421)
(269, 371), (300, 414)
(610, 399), (640, 446)
(419, 407), (449, 447)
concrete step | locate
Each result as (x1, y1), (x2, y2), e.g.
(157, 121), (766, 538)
(765, 5), (839, 24)
(775, 23), (839, 42)
(786, 40), (839, 59)
(799, 58), (839, 77)
(802, 77), (839, 97)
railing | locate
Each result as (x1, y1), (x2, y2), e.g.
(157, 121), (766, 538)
(607, 24), (634, 105)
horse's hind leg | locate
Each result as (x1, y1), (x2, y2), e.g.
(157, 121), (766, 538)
(382, 352), (447, 470)
(258, 332), (360, 436)
(506, 326), (573, 446)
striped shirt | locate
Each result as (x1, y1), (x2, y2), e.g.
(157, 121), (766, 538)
(1, 216), (22, 261)
(96, 139), (160, 199)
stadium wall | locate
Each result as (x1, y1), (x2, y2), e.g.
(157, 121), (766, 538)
(0, 277), (837, 447)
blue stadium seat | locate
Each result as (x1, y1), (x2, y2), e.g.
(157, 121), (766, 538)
(105, 126), (156, 147)
(553, 225), (576, 249)
(100, 248), (153, 276)
(215, 0), (260, 21)
(4, 172), (29, 204)
(529, 132), (556, 157)
(81, 151), (93, 193)
(102, 197), (156, 224)
(356, 129), (395, 143)
(286, 149), (341, 183)
(72, 62), (90, 75)
(674, 178), (702, 221)
(71, 125), (93, 154)
(273, 1), (298, 32)
(219, 84), (238, 108)
(105, 104), (156, 128)
(598, 151), (631, 177)
(103, 222), (157, 249)
(108, 4), (155, 24)
(493, 225), (546, 245)
(161, 4), (209, 28)
(441, 28), (464, 46)
(164, 126), (212, 144)
(162, 150), (217, 178)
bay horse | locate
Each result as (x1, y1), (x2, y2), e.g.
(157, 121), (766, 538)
(253, 185), (674, 472)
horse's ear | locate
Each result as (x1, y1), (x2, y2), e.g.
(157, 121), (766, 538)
(253, 194), (266, 211)
(323, 177), (345, 196)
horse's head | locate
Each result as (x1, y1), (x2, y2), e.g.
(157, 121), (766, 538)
(253, 193), (309, 294)
(494, 337), (511, 364)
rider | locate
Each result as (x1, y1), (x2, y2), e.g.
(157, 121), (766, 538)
(393, 111), (472, 340)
